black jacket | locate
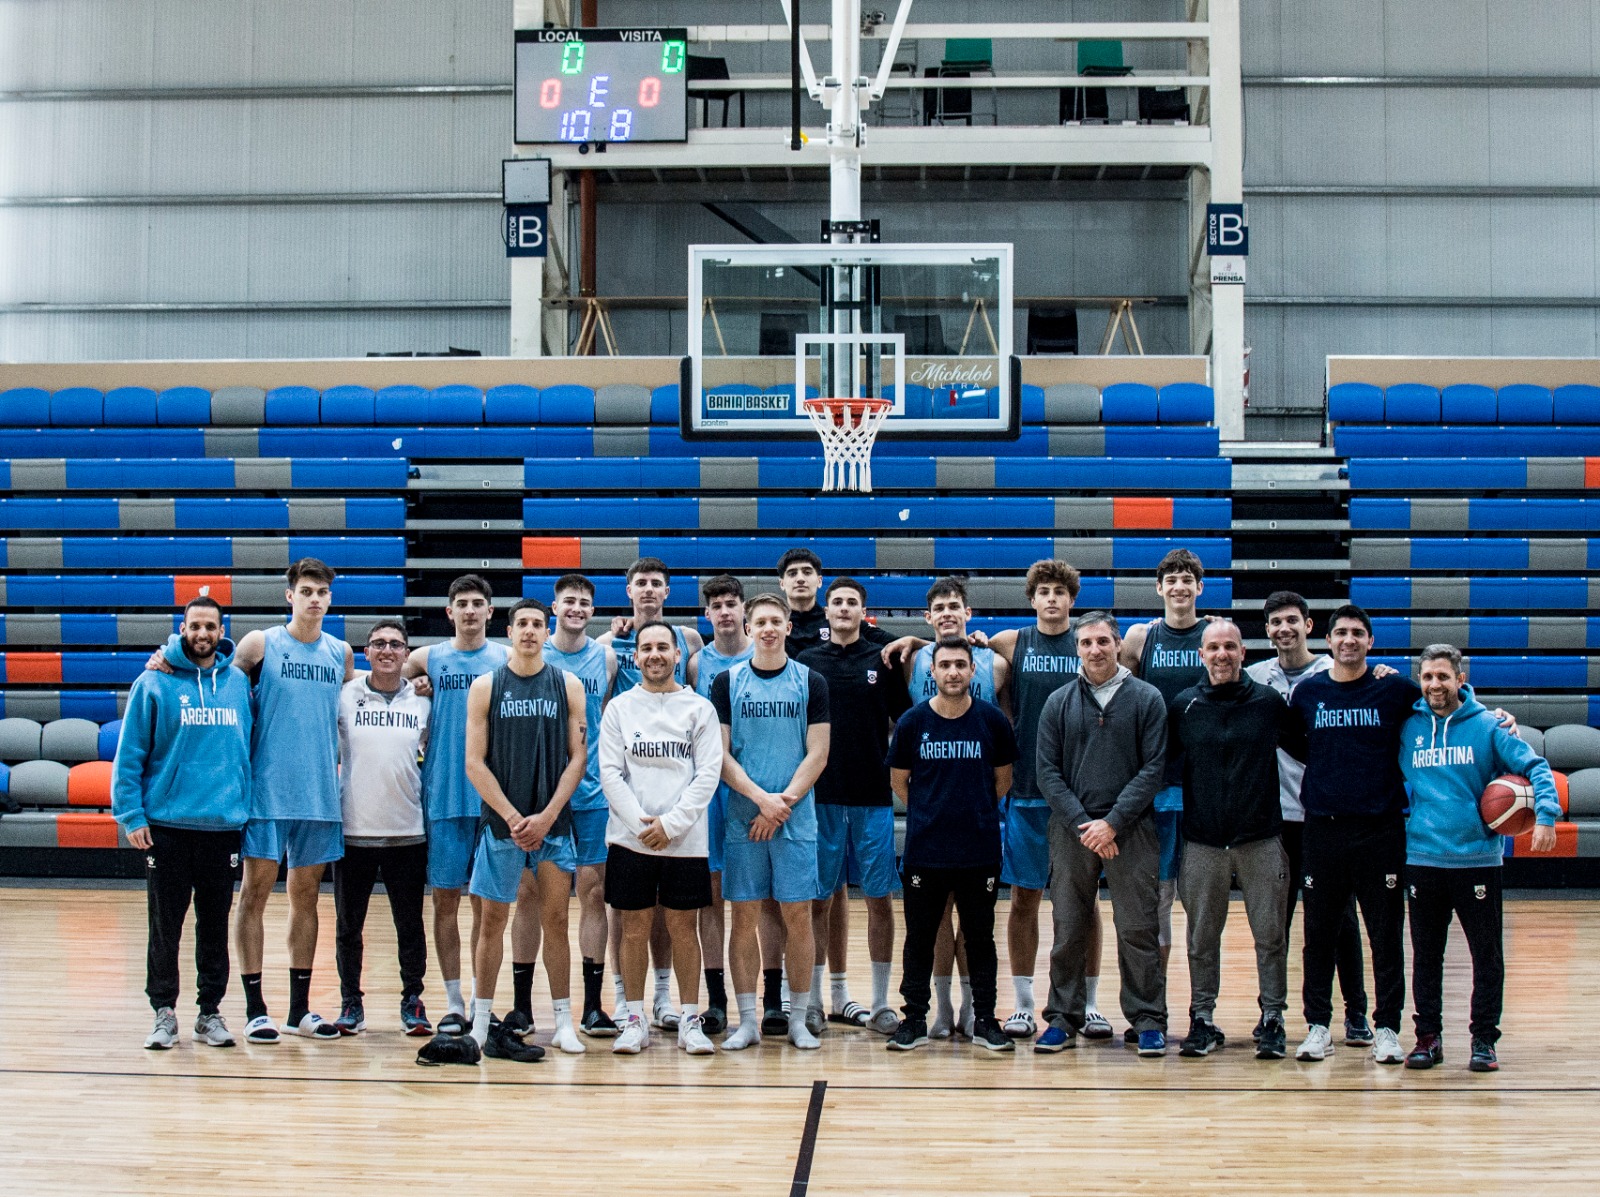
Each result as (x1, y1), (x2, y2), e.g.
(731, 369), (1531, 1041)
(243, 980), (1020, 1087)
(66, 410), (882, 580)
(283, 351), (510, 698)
(1035, 668), (1167, 833)
(1168, 675), (1297, 848)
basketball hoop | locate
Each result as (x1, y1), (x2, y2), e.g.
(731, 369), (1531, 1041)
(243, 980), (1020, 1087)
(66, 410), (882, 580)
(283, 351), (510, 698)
(802, 397), (892, 493)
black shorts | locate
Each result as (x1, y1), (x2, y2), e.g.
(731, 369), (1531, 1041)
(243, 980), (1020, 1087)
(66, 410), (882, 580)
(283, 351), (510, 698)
(605, 844), (713, 912)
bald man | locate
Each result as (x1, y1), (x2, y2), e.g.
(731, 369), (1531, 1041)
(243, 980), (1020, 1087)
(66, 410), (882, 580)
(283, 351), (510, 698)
(1165, 620), (1300, 1061)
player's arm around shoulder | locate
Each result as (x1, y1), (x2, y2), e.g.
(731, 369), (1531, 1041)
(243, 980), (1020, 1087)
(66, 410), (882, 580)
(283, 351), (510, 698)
(986, 627), (1020, 663)
(232, 628), (267, 674)
(1118, 621), (1149, 673)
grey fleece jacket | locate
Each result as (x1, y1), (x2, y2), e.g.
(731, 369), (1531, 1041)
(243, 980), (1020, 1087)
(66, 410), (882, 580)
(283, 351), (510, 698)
(1035, 665), (1168, 833)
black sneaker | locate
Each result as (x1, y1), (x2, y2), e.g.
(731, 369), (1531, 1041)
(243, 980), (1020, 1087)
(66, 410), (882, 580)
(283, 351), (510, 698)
(499, 1009), (536, 1041)
(887, 1017), (928, 1052)
(701, 1006), (727, 1035)
(1122, 1026), (1139, 1046)
(484, 1026), (545, 1063)
(1250, 1018), (1265, 1042)
(436, 1010), (469, 1036)
(1178, 1017), (1225, 1057)
(1343, 1014), (1375, 1047)
(760, 1007), (790, 1036)
(1255, 1015), (1287, 1060)
(1405, 1032), (1443, 1070)
(334, 999), (365, 1036)
(970, 1018), (1015, 1052)
(400, 995), (433, 1037)
(580, 1008), (619, 1039)
(1468, 1038), (1498, 1073)
(416, 1032), (481, 1066)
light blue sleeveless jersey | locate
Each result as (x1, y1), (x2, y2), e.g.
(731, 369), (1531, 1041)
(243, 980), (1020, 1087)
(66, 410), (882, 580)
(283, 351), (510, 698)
(694, 641), (754, 699)
(251, 624), (347, 821)
(542, 636), (609, 812)
(910, 643), (997, 703)
(612, 625), (689, 693)
(422, 640), (510, 821)
(725, 659), (817, 843)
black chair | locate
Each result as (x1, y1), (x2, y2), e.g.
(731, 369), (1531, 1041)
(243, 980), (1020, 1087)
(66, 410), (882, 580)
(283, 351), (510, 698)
(1138, 87), (1190, 123)
(891, 313), (950, 356)
(687, 55), (745, 128)
(1061, 64), (1134, 123)
(1027, 307), (1079, 355)
(758, 312), (808, 357)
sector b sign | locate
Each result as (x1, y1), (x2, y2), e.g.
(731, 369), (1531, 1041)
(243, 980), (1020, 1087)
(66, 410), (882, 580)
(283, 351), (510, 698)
(1206, 203), (1247, 285)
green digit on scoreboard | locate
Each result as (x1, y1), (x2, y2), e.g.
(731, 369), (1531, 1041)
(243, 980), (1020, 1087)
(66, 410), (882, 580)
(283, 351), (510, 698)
(561, 41), (585, 75)
(661, 41), (686, 73)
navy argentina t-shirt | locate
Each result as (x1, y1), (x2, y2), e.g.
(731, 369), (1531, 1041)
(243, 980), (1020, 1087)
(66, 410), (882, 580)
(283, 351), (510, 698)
(888, 698), (1018, 870)
(1289, 669), (1421, 817)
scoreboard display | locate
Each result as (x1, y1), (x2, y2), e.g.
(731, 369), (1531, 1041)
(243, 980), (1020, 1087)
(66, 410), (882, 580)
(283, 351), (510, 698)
(514, 27), (689, 145)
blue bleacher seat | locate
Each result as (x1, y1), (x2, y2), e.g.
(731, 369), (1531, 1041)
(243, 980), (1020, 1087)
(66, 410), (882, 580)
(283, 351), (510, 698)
(0, 387), (51, 426)
(1497, 383), (1553, 423)
(97, 719), (121, 761)
(649, 384), (679, 426)
(1384, 383), (1440, 423)
(1336, 427), (1600, 456)
(59, 693), (121, 721)
(431, 384), (485, 424)
(375, 385), (429, 424)
(1100, 382), (1159, 423)
(49, 387), (104, 427)
(265, 386), (321, 425)
(1440, 383), (1497, 423)
(156, 387), (211, 426)
(486, 384), (541, 424)
(1328, 381), (1384, 423)
(104, 387), (158, 425)
(1020, 384), (1045, 423)
(883, 384), (934, 419)
(321, 385), (377, 424)
(540, 384), (596, 424)
(1157, 382), (1214, 424)
(1553, 384), (1600, 424)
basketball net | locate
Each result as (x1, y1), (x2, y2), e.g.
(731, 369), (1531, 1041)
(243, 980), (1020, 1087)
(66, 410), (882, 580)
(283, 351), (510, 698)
(802, 398), (891, 492)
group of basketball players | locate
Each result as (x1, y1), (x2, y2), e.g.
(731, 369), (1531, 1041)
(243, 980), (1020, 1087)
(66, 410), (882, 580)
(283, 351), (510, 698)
(113, 546), (1561, 1071)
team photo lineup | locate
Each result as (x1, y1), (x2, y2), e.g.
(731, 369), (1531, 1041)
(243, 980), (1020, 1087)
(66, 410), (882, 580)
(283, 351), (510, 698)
(117, 546), (1558, 1072)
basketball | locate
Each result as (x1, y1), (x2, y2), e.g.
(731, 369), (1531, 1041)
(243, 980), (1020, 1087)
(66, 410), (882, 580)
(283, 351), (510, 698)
(1480, 774), (1538, 836)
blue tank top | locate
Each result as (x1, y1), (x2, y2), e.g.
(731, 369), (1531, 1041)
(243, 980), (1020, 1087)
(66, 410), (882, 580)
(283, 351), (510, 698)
(251, 624), (346, 821)
(423, 640), (511, 821)
(1010, 625), (1080, 801)
(542, 636), (610, 811)
(612, 625), (689, 693)
(694, 641), (754, 698)
(725, 659), (817, 843)
(1141, 619), (1209, 795)
(911, 643), (997, 704)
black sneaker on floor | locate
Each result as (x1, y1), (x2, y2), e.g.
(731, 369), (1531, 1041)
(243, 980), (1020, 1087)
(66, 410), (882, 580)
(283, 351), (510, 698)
(400, 995), (433, 1037)
(887, 1017), (928, 1052)
(484, 1026), (545, 1063)
(970, 1018), (1015, 1053)
(760, 1007), (789, 1036)
(580, 1008), (619, 1038)
(1468, 1038), (1498, 1072)
(1343, 1014), (1375, 1047)
(1405, 1032), (1444, 1070)
(436, 1010), (469, 1036)
(499, 1009), (536, 1041)
(1122, 1026), (1139, 1046)
(334, 999), (366, 1036)
(416, 1032), (481, 1066)
(1250, 1018), (1265, 1042)
(1255, 1015), (1287, 1060)
(1178, 1017), (1225, 1058)
(701, 1006), (727, 1035)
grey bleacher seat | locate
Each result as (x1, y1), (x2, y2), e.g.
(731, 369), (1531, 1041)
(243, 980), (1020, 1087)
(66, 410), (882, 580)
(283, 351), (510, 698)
(1516, 726), (1545, 757)
(0, 717), (43, 762)
(1567, 768), (1600, 817)
(40, 718), (101, 763)
(594, 384), (653, 425)
(1544, 724), (1600, 772)
(8, 759), (70, 806)
(210, 386), (267, 426)
(1043, 383), (1101, 424)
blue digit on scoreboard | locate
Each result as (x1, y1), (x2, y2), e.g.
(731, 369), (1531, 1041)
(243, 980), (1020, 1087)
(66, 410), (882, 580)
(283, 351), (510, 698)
(514, 27), (689, 144)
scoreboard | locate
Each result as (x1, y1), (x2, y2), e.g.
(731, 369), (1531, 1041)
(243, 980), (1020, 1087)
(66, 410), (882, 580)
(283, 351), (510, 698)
(514, 27), (689, 145)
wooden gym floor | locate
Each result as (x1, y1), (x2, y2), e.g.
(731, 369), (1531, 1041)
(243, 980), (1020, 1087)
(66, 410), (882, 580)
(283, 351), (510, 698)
(1, 883), (1597, 1195)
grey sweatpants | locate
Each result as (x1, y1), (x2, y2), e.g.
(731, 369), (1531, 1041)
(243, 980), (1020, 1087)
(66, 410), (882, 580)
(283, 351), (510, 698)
(1178, 836), (1289, 1023)
(1043, 812), (1166, 1034)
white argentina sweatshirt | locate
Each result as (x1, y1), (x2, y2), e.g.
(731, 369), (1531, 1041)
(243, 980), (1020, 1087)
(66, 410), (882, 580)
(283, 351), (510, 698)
(599, 685), (723, 858)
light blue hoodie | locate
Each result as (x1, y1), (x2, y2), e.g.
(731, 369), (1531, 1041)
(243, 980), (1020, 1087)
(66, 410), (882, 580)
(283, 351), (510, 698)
(112, 634), (253, 834)
(1399, 684), (1560, 869)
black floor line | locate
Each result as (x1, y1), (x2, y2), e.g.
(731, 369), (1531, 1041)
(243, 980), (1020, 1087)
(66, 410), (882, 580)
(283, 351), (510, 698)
(789, 1080), (828, 1197)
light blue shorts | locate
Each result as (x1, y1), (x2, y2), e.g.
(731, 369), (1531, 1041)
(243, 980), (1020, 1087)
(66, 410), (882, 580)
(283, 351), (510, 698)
(242, 818), (342, 869)
(707, 787), (727, 875)
(1155, 803), (1184, 883)
(815, 805), (898, 899)
(426, 816), (480, 891)
(570, 806), (610, 869)
(1001, 799), (1052, 891)
(468, 833), (577, 905)
(723, 832), (820, 905)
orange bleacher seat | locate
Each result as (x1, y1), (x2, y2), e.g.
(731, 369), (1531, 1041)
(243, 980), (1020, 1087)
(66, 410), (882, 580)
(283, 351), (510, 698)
(66, 760), (113, 808)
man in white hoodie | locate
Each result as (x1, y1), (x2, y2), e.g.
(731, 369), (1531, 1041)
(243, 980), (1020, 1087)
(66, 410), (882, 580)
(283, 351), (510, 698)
(599, 620), (724, 1054)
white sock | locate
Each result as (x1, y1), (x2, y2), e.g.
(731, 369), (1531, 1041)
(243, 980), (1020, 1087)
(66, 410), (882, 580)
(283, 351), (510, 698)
(959, 976), (973, 1014)
(468, 976), (478, 1008)
(680, 1002), (699, 1024)
(737, 992), (759, 1026)
(625, 999), (645, 1023)
(614, 974), (628, 1010)
(789, 988), (812, 1021)
(871, 961), (891, 1011)
(810, 965), (826, 1009)
(471, 998), (493, 1047)
(1085, 975), (1100, 1011)
(444, 978), (464, 1016)
(933, 976), (954, 1017)
(830, 971), (850, 1012)
(1012, 975), (1035, 1012)
(654, 968), (672, 1005)
(553, 998), (573, 1029)
(780, 975), (792, 1009)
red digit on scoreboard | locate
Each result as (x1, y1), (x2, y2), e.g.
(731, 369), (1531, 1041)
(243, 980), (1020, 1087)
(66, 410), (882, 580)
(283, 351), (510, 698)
(540, 78), (561, 108)
(639, 76), (661, 107)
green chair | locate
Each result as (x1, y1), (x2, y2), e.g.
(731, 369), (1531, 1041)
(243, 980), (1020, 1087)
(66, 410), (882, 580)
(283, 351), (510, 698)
(1064, 39), (1131, 122)
(933, 38), (996, 125)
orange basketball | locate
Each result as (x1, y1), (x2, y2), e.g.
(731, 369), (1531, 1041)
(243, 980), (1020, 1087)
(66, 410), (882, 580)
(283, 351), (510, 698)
(1480, 774), (1537, 836)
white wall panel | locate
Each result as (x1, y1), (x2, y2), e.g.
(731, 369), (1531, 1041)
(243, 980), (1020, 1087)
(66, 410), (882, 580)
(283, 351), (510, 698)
(1381, 1), (1487, 75)
(1489, 200), (1597, 296)
(1485, 1), (1597, 75)
(1487, 92), (1598, 187)
(1385, 200), (1492, 297)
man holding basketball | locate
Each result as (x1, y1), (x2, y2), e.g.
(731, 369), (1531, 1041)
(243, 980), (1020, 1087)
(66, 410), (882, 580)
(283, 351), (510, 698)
(1399, 644), (1559, 1072)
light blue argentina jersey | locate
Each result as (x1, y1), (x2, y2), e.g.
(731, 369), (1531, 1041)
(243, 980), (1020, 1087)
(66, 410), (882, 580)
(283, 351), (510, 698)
(423, 640), (510, 820)
(543, 636), (609, 811)
(725, 659), (817, 843)
(911, 643), (997, 703)
(252, 624), (346, 821)
(612, 625), (690, 693)
(694, 642), (754, 699)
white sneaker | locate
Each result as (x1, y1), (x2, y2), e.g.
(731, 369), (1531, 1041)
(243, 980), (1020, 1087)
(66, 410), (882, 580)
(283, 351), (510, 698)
(653, 1000), (680, 1031)
(867, 1007), (901, 1035)
(1295, 1025), (1335, 1061)
(612, 1016), (649, 1054)
(1372, 1027), (1404, 1065)
(722, 1019), (762, 1051)
(552, 1022), (587, 1055)
(244, 1014), (280, 1044)
(788, 1018), (822, 1050)
(679, 1015), (716, 1055)
(145, 1007), (178, 1050)
(194, 1012), (236, 1048)
(288, 1012), (342, 1040)
(1002, 1010), (1037, 1039)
